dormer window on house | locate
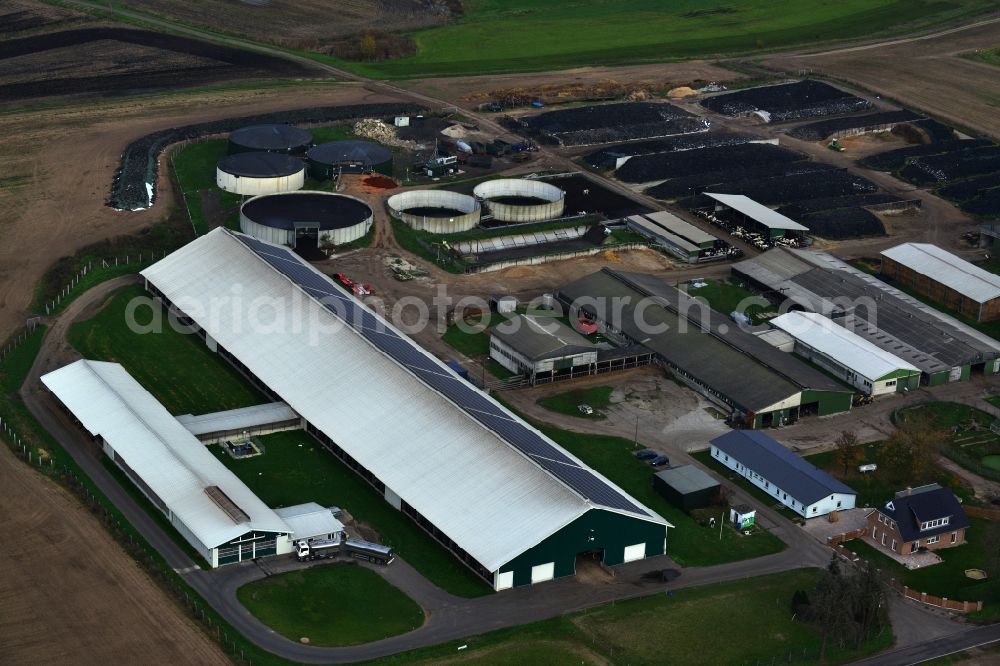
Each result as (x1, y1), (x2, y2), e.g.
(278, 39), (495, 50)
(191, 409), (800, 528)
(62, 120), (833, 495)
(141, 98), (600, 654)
(920, 517), (949, 530)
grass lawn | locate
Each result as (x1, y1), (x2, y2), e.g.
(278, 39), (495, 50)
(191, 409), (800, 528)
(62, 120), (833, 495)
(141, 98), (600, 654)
(530, 422), (785, 566)
(368, 569), (890, 666)
(341, 0), (994, 78)
(898, 402), (1000, 484)
(684, 278), (776, 325)
(67, 284), (266, 415)
(213, 430), (491, 598)
(965, 47), (1000, 68)
(238, 564), (424, 646)
(846, 520), (1000, 620)
(538, 386), (613, 419)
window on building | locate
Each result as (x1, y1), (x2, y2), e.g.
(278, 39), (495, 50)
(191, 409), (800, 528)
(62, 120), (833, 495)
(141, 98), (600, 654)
(886, 380), (896, 387)
(837, 500), (842, 508)
(872, 526), (877, 539)
(951, 531), (958, 544)
(812, 506), (817, 513)
(891, 539), (897, 552)
(783, 493), (787, 500)
(920, 517), (950, 530)
(912, 541), (919, 551)
(927, 535), (940, 544)
(881, 532), (886, 546)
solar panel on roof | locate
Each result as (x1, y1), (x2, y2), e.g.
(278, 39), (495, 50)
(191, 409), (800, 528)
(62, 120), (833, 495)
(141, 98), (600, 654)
(233, 233), (646, 515)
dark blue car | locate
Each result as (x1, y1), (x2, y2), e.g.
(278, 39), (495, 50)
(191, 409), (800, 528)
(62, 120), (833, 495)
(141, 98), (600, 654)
(634, 450), (658, 460)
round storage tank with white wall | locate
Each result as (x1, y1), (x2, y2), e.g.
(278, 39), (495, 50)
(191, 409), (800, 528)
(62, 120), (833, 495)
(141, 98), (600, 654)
(216, 152), (306, 196)
(386, 190), (481, 234)
(473, 179), (565, 223)
(240, 191), (373, 248)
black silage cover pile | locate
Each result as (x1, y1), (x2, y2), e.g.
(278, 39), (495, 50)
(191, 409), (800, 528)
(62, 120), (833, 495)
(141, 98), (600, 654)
(798, 207), (886, 239)
(645, 162), (836, 200)
(787, 110), (921, 141)
(519, 101), (705, 146)
(899, 145), (1000, 185)
(616, 143), (804, 183)
(584, 132), (764, 168)
(861, 139), (991, 171)
(109, 103), (423, 211)
(688, 170), (879, 207)
(777, 193), (900, 217)
(700, 80), (871, 122)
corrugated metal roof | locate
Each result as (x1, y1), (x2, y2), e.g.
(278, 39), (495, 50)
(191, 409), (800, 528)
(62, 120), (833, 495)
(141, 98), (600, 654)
(642, 211), (717, 245)
(626, 215), (701, 253)
(491, 314), (595, 362)
(274, 503), (344, 541)
(704, 192), (809, 231)
(881, 243), (1000, 304)
(771, 311), (920, 381)
(176, 402), (299, 437)
(141, 229), (667, 573)
(41, 360), (290, 549)
(654, 465), (719, 495)
(711, 431), (856, 506)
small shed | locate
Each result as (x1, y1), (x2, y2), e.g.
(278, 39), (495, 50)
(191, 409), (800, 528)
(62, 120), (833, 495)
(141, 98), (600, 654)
(653, 464), (720, 512)
(490, 295), (518, 314)
(730, 504), (756, 529)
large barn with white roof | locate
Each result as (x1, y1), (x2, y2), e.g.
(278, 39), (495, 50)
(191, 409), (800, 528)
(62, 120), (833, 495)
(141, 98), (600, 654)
(138, 228), (671, 590)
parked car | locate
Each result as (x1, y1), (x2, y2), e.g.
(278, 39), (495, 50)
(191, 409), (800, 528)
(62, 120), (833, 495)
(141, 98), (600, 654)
(577, 404), (594, 415)
(649, 455), (670, 467)
(634, 450), (658, 460)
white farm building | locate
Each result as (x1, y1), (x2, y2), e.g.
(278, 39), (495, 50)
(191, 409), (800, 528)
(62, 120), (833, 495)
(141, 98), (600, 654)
(139, 228), (670, 590)
(710, 430), (856, 518)
(770, 311), (921, 395)
(490, 315), (598, 382)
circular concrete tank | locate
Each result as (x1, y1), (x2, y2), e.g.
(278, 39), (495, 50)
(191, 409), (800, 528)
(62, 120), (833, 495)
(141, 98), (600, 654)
(240, 191), (373, 248)
(473, 178), (565, 223)
(386, 190), (481, 233)
(216, 152), (306, 196)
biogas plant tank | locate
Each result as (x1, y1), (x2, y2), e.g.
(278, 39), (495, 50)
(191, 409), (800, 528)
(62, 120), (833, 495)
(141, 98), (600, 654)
(473, 179), (565, 223)
(216, 152), (305, 196)
(240, 191), (373, 248)
(386, 190), (481, 234)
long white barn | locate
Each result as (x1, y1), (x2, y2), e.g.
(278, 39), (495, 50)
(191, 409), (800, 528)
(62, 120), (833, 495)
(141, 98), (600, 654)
(140, 228), (670, 589)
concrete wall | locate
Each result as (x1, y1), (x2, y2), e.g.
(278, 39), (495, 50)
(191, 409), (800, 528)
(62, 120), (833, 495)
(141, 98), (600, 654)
(217, 168), (305, 196)
(474, 179), (565, 223)
(387, 190), (481, 233)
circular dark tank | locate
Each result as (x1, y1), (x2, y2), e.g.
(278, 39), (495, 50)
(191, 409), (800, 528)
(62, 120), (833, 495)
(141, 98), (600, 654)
(488, 196), (550, 206)
(217, 152), (304, 178)
(228, 124), (313, 154)
(307, 140), (393, 178)
(242, 192), (372, 230)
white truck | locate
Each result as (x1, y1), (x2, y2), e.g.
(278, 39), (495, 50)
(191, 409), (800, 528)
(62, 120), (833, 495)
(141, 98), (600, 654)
(296, 535), (343, 561)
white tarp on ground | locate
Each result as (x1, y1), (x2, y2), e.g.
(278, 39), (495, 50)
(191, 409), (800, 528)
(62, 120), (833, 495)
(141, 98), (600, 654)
(41, 360), (289, 549)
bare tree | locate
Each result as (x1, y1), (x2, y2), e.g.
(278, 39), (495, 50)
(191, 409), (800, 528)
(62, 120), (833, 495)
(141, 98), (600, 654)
(835, 430), (861, 476)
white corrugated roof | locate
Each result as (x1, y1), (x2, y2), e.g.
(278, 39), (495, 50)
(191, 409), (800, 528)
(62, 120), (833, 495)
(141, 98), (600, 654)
(771, 311), (920, 381)
(881, 243), (1000, 304)
(642, 211), (717, 245)
(627, 215), (700, 252)
(274, 503), (344, 541)
(41, 360), (290, 550)
(704, 192), (809, 231)
(176, 402), (299, 437)
(141, 229), (667, 572)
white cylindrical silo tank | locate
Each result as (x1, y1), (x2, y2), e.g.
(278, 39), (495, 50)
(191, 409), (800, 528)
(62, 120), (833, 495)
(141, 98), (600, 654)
(217, 152), (306, 196)
(473, 178), (565, 223)
(386, 189), (481, 234)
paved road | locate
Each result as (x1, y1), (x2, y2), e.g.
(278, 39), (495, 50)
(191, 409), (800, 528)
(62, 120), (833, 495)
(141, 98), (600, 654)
(850, 623), (1000, 665)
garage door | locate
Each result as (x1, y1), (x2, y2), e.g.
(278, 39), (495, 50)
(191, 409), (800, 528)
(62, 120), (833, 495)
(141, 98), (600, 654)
(623, 542), (646, 563)
(495, 571), (514, 591)
(530, 562), (555, 584)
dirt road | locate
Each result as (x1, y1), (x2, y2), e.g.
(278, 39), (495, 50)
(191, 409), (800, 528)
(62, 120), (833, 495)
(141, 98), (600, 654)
(0, 442), (228, 665)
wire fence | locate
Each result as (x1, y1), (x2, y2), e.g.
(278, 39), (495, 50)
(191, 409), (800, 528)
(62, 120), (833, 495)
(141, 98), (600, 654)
(40, 250), (167, 316)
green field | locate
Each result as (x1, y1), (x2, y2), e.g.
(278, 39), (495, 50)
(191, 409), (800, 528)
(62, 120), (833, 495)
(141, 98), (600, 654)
(684, 278), (776, 325)
(898, 402), (1000, 482)
(339, 0), (995, 78)
(67, 284), (266, 415)
(368, 569), (890, 666)
(538, 386), (614, 419)
(238, 564), (424, 646)
(213, 430), (491, 598)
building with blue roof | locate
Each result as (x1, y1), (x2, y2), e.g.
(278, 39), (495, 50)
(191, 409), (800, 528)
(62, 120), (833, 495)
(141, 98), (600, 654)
(710, 431), (856, 518)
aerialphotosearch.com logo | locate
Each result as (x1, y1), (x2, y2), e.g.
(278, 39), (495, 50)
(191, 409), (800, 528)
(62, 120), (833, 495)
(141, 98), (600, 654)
(123, 283), (880, 345)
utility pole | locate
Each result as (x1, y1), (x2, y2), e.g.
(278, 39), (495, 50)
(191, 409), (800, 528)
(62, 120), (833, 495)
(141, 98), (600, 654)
(633, 414), (639, 448)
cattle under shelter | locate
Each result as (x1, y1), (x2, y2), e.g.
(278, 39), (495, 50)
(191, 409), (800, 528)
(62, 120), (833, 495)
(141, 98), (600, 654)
(141, 228), (671, 590)
(704, 192), (809, 240)
(41, 359), (294, 567)
(557, 268), (853, 428)
(733, 247), (1000, 384)
(880, 243), (1000, 323)
(653, 465), (720, 512)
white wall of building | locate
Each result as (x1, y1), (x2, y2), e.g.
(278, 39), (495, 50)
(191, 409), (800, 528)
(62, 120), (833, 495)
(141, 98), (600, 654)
(489, 336), (597, 377)
(792, 342), (901, 396)
(710, 445), (855, 518)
